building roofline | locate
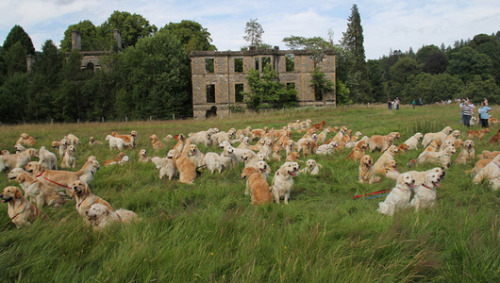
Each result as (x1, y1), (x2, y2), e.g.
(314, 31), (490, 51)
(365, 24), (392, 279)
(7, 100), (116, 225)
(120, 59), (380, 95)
(190, 49), (336, 58)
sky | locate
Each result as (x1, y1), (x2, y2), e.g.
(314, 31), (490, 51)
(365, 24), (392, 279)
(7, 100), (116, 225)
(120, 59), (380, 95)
(0, 0), (499, 59)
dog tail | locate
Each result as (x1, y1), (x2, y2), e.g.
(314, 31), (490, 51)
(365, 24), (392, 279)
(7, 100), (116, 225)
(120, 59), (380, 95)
(407, 159), (417, 167)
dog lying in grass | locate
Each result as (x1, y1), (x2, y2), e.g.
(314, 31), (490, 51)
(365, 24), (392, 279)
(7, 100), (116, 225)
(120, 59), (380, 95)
(86, 203), (138, 230)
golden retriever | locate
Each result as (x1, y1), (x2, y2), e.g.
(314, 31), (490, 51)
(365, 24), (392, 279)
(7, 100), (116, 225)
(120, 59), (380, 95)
(167, 149), (196, 184)
(359, 155), (380, 184)
(151, 156), (177, 180)
(39, 146), (58, 170)
(0, 148), (38, 173)
(111, 131), (136, 149)
(454, 139), (475, 164)
(60, 145), (76, 169)
(286, 151), (301, 162)
(105, 135), (126, 151)
(12, 170), (66, 207)
(173, 134), (186, 152)
(271, 162), (300, 204)
(66, 134), (81, 145)
(16, 133), (37, 147)
(300, 159), (322, 175)
(88, 136), (102, 146)
(138, 149), (150, 163)
(402, 132), (423, 150)
(240, 167), (273, 205)
(149, 134), (165, 150)
(416, 146), (456, 168)
(467, 128), (490, 140)
(347, 140), (368, 162)
(377, 173), (415, 216)
(373, 145), (400, 173)
(1, 186), (44, 228)
(472, 155), (500, 185)
(422, 126), (453, 147)
(410, 171), (442, 211)
(367, 134), (394, 152)
(71, 180), (114, 223)
(487, 129), (500, 144)
(86, 203), (138, 230)
(103, 152), (128, 166)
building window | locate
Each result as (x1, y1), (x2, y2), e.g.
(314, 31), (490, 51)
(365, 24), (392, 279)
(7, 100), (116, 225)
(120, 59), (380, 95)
(286, 82), (295, 90)
(205, 58), (214, 73)
(315, 86), (323, 101)
(285, 54), (294, 72)
(262, 57), (271, 69)
(86, 62), (94, 71)
(254, 58), (259, 71)
(235, 84), (244, 102)
(234, 58), (243, 72)
(206, 84), (215, 103)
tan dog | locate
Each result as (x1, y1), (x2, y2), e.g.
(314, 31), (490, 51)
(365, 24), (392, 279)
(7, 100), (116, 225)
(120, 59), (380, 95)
(271, 162), (300, 204)
(86, 203), (138, 230)
(359, 155), (380, 184)
(416, 146), (456, 168)
(422, 126), (453, 147)
(367, 134), (394, 152)
(402, 132), (423, 150)
(286, 151), (300, 162)
(152, 156), (177, 180)
(300, 159), (322, 175)
(0, 148), (36, 173)
(88, 136), (102, 146)
(111, 131), (136, 149)
(167, 149), (196, 184)
(185, 144), (205, 167)
(487, 129), (500, 144)
(472, 155), (500, 185)
(172, 134), (186, 152)
(16, 133), (37, 147)
(396, 143), (409, 153)
(103, 152), (128, 166)
(477, 150), (500, 160)
(149, 134), (165, 150)
(373, 145), (399, 174)
(39, 146), (58, 170)
(454, 140), (475, 165)
(240, 167), (273, 205)
(71, 180), (114, 223)
(66, 134), (81, 145)
(12, 171), (66, 207)
(405, 167), (446, 187)
(138, 149), (150, 163)
(1, 186), (44, 228)
(60, 145), (76, 169)
(347, 140), (368, 162)
(467, 128), (490, 140)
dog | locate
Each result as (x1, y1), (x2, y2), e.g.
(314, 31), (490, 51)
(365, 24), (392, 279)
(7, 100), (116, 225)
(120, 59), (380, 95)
(106, 135), (126, 151)
(316, 142), (337, 155)
(443, 130), (461, 145)
(149, 134), (165, 150)
(377, 173), (415, 216)
(71, 180), (114, 223)
(167, 149), (196, 184)
(477, 150), (500, 160)
(396, 143), (409, 153)
(185, 144), (205, 167)
(188, 130), (213, 147)
(373, 145), (399, 174)
(240, 167), (273, 205)
(347, 140), (368, 162)
(15, 133), (37, 147)
(86, 203), (138, 230)
(300, 159), (322, 175)
(88, 136), (102, 146)
(286, 151), (301, 162)
(487, 129), (500, 144)
(404, 167), (445, 187)
(383, 160), (399, 180)
(467, 128), (490, 140)
(60, 145), (76, 169)
(12, 170), (66, 207)
(111, 131), (136, 149)
(66, 134), (82, 145)
(454, 140), (475, 165)
(403, 132), (423, 150)
(271, 162), (299, 204)
(103, 152), (128, 166)
(172, 134), (186, 152)
(152, 156), (177, 180)
(359, 155), (380, 184)
(410, 171), (442, 211)
(52, 138), (68, 158)
(367, 134), (394, 152)
(39, 146), (58, 170)
(422, 126), (453, 147)
(0, 148), (38, 173)
(1, 186), (44, 228)
(472, 155), (500, 185)
(416, 146), (456, 168)
(138, 149), (150, 163)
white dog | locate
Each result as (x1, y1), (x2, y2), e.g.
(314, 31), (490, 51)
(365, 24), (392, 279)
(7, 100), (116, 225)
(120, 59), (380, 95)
(422, 126), (453, 147)
(403, 132), (423, 150)
(152, 156), (177, 180)
(300, 159), (322, 175)
(410, 171), (442, 211)
(472, 155), (500, 186)
(60, 145), (76, 169)
(316, 143), (337, 155)
(271, 162), (300, 204)
(416, 146), (456, 168)
(38, 146), (58, 170)
(377, 173), (415, 216)
(105, 135), (126, 151)
(86, 203), (138, 230)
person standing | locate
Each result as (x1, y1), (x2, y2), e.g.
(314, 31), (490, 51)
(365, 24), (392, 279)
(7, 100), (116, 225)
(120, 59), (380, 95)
(461, 100), (473, 127)
(388, 99), (392, 110)
(394, 97), (400, 110)
(418, 97), (423, 106)
(478, 102), (491, 128)
(412, 99), (416, 109)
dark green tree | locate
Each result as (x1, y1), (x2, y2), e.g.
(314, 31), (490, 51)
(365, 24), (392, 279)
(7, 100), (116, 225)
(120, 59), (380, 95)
(162, 20), (216, 52)
(447, 46), (492, 84)
(2, 25), (35, 55)
(2, 42), (28, 75)
(99, 11), (157, 49)
(310, 67), (335, 104)
(0, 73), (29, 123)
(60, 20), (105, 52)
(469, 33), (500, 85)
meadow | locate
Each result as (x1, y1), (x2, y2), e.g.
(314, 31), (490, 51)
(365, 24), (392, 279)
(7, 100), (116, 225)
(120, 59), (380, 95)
(0, 103), (498, 282)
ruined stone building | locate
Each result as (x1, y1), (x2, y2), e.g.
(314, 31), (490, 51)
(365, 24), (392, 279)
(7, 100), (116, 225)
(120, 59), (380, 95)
(68, 29), (122, 70)
(190, 48), (336, 119)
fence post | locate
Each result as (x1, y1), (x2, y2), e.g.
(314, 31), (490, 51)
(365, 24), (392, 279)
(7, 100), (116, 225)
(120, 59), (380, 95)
(102, 117), (104, 123)
(125, 117), (128, 122)
(51, 119), (53, 125)
(173, 114), (175, 120)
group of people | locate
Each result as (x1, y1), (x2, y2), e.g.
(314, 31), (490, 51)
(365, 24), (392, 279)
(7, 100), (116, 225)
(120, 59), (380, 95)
(388, 98), (424, 110)
(460, 98), (491, 128)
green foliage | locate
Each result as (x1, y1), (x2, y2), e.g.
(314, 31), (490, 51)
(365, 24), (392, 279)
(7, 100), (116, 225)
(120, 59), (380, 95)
(310, 67), (334, 102)
(0, 72), (29, 123)
(243, 18), (264, 49)
(405, 72), (463, 103)
(60, 20), (105, 52)
(161, 20), (216, 52)
(100, 11), (157, 49)
(447, 46), (493, 84)
(243, 64), (297, 110)
(1, 42), (28, 75)
(415, 44), (441, 65)
(2, 25), (35, 55)
(463, 76), (500, 104)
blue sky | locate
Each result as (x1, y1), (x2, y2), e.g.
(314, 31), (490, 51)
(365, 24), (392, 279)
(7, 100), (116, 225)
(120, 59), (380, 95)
(1, 0), (499, 59)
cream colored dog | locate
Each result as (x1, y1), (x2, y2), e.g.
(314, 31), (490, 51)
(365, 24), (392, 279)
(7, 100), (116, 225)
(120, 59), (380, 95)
(86, 203), (138, 230)
(0, 148), (38, 173)
(12, 170), (66, 207)
(138, 149), (150, 163)
(316, 143), (337, 155)
(403, 132), (423, 150)
(60, 145), (76, 169)
(422, 126), (453, 147)
(106, 135), (126, 151)
(410, 171), (442, 211)
(71, 180), (114, 223)
(149, 134), (165, 150)
(300, 159), (322, 175)
(151, 156), (177, 180)
(271, 162), (300, 204)
(359, 155), (380, 184)
(373, 145), (399, 174)
(1, 186), (44, 228)
(377, 173), (415, 216)
(416, 146), (456, 168)
(404, 167), (445, 187)
(66, 134), (82, 145)
(472, 155), (500, 186)
(39, 146), (58, 170)
(454, 139), (475, 165)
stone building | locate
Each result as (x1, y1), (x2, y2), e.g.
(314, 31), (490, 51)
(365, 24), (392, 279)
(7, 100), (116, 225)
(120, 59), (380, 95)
(69, 29), (122, 70)
(190, 48), (336, 119)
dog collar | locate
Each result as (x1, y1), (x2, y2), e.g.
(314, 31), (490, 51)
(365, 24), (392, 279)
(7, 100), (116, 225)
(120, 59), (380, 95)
(11, 212), (21, 220)
(77, 196), (87, 209)
(30, 179), (38, 185)
(421, 183), (434, 190)
(36, 170), (45, 178)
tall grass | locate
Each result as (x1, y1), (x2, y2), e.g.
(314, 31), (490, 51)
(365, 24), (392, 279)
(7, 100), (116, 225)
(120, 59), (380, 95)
(0, 103), (499, 282)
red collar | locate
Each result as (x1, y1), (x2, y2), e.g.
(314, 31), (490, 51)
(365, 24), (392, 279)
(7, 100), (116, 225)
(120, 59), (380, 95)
(77, 196), (88, 209)
(422, 183), (434, 190)
(36, 170), (45, 178)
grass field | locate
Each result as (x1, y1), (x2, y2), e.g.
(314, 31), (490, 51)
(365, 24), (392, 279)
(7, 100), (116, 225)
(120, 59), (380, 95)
(0, 103), (499, 282)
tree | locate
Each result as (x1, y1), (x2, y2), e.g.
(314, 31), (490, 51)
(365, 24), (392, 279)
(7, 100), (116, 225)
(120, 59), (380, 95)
(341, 4), (371, 102)
(0, 73), (29, 123)
(243, 19), (264, 49)
(60, 20), (104, 52)
(243, 64), (297, 110)
(2, 25), (35, 55)
(447, 46), (492, 84)
(2, 42), (28, 75)
(161, 20), (216, 52)
(310, 68), (335, 104)
(99, 11), (157, 49)
(416, 45), (441, 65)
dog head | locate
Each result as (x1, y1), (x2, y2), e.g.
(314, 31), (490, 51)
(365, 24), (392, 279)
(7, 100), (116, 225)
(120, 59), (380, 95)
(397, 143), (409, 152)
(424, 171), (442, 189)
(464, 139), (474, 150)
(242, 151), (256, 162)
(131, 130), (138, 138)
(66, 145), (76, 155)
(443, 126), (453, 135)
(256, 153), (266, 162)
(415, 132), (424, 140)
(167, 149), (181, 160)
(445, 146), (457, 155)
(255, 161), (269, 173)
(361, 155), (373, 168)
(188, 144), (199, 156)
(149, 134), (158, 141)
(386, 145), (399, 154)
(451, 130), (461, 138)
(429, 167), (446, 179)
(86, 203), (109, 222)
(306, 159), (317, 170)
(89, 137), (96, 143)
(72, 180), (90, 197)
(240, 167), (258, 179)
(356, 140), (368, 150)
(8, 168), (25, 180)
(139, 149), (147, 158)
(1, 186), (22, 203)
(280, 162), (300, 177)
(385, 160), (397, 171)
(287, 151), (300, 161)
(24, 161), (42, 174)
(397, 173), (415, 188)
(116, 152), (126, 160)
(454, 139), (464, 149)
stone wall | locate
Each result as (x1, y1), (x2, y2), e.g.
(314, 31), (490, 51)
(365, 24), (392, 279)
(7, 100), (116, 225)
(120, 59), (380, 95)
(190, 49), (336, 119)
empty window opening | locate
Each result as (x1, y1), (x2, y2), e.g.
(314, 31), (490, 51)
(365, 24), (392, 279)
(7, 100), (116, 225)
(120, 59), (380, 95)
(235, 84), (244, 102)
(254, 57), (259, 71)
(234, 58), (243, 72)
(206, 84), (215, 103)
(205, 58), (214, 73)
(287, 82), (295, 90)
(315, 86), (323, 101)
(206, 106), (217, 118)
(86, 62), (94, 71)
(285, 54), (295, 72)
(262, 57), (271, 69)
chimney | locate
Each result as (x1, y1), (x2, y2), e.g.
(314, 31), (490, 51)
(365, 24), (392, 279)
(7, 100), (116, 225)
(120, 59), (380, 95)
(113, 29), (122, 51)
(71, 31), (81, 50)
(26, 54), (35, 72)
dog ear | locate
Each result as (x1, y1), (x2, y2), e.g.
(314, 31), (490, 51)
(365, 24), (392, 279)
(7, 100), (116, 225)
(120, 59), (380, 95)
(15, 188), (22, 199)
